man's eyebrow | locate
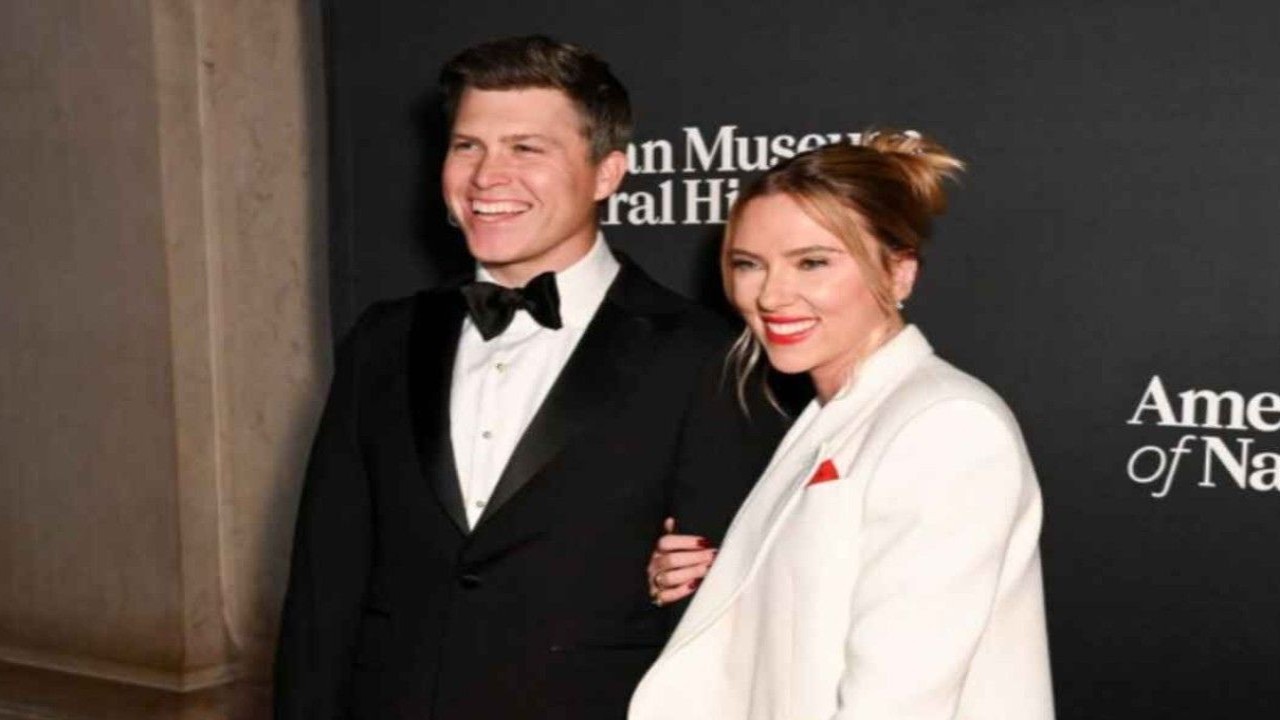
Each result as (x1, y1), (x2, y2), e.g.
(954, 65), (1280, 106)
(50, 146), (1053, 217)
(447, 132), (564, 147)
(502, 133), (561, 146)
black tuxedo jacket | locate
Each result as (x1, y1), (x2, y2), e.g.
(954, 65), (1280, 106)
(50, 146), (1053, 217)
(274, 257), (787, 719)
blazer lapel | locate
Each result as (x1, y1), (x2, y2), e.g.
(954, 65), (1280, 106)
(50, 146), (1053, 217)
(408, 289), (469, 534)
(476, 264), (657, 526)
(664, 434), (829, 652)
(660, 326), (939, 654)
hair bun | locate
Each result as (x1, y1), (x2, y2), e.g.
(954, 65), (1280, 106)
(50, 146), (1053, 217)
(860, 129), (964, 216)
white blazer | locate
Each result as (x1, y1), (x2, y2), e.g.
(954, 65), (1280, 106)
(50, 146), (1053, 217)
(630, 326), (1054, 720)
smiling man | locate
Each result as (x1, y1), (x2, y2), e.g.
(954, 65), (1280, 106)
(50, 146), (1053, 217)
(274, 36), (785, 720)
(444, 85), (621, 286)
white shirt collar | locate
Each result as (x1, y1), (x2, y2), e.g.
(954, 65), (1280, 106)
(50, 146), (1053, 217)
(474, 232), (620, 330)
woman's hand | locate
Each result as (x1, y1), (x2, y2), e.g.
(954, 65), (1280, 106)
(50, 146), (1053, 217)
(647, 517), (717, 607)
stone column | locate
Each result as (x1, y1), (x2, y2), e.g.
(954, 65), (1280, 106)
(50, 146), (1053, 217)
(0, 0), (327, 716)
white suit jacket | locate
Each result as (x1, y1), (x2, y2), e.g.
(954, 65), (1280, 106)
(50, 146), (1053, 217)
(630, 326), (1054, 720)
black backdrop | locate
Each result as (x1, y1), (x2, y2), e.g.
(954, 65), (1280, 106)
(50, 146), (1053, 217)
(322, 1), (1280, 716)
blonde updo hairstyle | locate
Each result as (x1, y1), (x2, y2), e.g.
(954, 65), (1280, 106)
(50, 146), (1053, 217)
(723, 129), (965, 409)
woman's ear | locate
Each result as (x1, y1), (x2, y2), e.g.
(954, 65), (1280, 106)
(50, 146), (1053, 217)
(890, 254), (919, 305)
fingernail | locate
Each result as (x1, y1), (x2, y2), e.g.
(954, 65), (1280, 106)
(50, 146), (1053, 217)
(696, 537), (711, 549)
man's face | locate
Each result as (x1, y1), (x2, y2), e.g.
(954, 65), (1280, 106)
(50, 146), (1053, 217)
(442, 87), (625, 286)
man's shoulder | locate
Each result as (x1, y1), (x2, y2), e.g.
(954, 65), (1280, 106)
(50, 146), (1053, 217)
(609, 255), (737, 347)
(340, 284), (462, 345)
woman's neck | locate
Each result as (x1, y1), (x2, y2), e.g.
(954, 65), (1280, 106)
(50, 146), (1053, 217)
(811, 320), (905, 404)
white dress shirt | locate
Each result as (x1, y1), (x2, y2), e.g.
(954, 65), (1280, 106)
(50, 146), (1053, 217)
(449, 236), (620, 528)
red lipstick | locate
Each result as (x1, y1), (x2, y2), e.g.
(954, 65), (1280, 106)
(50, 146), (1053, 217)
(760, 315), (817, 345)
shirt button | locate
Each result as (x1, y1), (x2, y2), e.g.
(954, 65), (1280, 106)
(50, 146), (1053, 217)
(475, 499), (486, 509)
(481, 430), (493, 440)
(494, 361), (507, 372)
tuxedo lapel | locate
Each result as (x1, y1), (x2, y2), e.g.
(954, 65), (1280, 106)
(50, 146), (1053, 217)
(408, 289), (469, 534)
(477, 263), (659, 526)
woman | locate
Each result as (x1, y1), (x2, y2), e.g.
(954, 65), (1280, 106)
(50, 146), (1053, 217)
(629, 132), (1054, 719)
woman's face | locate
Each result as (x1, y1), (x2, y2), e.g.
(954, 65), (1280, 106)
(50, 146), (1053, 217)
(727, 193), (915, 401)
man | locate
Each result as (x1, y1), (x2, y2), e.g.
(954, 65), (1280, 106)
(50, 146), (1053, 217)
(275, 35), (784, 719)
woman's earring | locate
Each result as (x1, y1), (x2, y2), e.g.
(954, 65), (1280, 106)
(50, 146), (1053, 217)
(895, 300), (905, 311)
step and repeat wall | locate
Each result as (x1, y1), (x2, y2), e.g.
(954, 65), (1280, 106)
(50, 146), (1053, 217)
(323, 2), (1280, 716)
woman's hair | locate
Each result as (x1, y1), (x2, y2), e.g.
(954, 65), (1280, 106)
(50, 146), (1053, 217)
(723, 129), (965, 411)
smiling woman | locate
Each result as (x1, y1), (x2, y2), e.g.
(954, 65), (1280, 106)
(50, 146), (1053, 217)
(634, 132), (1055, 720)
(722, 131), (963, 405)
(726, 194), (908, 400)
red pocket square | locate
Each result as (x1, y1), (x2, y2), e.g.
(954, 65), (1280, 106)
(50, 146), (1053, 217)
(807, 459), (840, 486)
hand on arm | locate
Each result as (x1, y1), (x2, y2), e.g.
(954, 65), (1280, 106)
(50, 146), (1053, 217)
(647, 517), (717, 606)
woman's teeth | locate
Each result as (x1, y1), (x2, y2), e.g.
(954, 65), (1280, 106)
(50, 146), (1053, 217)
(766, 319), (817, 335)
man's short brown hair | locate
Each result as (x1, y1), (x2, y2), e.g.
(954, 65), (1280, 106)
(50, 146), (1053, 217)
(439, 35), (633, 161)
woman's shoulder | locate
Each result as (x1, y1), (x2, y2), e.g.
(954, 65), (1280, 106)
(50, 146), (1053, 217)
(874, 354), (1023, 442)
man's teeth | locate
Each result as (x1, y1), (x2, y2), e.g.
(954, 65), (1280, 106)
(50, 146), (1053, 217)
(766, 319), (817, 335)
(472, 200), (530, 215)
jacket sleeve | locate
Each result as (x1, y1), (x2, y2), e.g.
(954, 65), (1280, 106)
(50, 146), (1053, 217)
(831, 399), (1049, 720)
(274, 312), (377, 720)
(668, 342), (789, 547)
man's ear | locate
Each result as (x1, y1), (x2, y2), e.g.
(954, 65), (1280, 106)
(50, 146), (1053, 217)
(593, 150), (628, 201)
(891, 255), (919, 305)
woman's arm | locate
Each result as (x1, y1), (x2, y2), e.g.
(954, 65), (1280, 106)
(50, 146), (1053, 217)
(832, 398), (1048, 719)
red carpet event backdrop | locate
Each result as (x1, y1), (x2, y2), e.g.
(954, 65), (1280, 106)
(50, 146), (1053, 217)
(321, 1), (1280, 716)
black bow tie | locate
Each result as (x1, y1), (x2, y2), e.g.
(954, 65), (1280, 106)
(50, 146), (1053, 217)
(460, 271), (563, 341)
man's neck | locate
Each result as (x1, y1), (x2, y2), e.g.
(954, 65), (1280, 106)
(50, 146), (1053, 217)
(481, 230), (600, 287)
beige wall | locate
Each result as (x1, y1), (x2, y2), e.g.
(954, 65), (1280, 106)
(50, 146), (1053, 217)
(192, 0), (329, 674)
(0, 0), (326, 715)
(0, 0), (186, 678)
